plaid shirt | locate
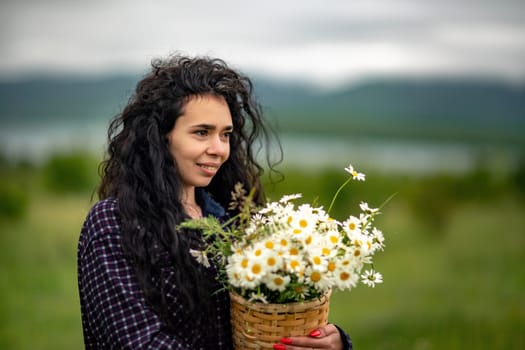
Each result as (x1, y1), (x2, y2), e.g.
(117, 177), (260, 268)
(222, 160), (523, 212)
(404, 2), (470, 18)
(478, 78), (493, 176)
(78, 192), (352, 349)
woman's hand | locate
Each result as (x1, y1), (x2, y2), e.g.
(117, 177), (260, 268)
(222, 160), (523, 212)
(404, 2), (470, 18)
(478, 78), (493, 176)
(273, 324), (344, 350)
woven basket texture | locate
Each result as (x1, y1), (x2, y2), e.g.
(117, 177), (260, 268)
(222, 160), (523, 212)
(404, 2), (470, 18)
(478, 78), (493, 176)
(230, 291), (331, 349)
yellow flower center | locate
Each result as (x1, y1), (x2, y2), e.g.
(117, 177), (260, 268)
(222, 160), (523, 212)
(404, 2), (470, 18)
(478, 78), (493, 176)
(328, 262), (336, 272)
(241, 259), (248, 268)
(310, 271), (322, 283)
(299, 219), (308, 228)
(267, 257), (276, 266)
(251, 264), (262, 275)
(274, 277), (283, 285)
(313, 256), (321, 265)
(265, 241), (274, 249)
(340, 272), (350, 281)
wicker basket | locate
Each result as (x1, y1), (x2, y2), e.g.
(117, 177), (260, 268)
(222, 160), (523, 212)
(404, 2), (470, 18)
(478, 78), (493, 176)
(230, 291), (331, 350)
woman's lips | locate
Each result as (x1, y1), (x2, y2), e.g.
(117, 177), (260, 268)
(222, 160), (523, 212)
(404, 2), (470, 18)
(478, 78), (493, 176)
(197, 163), (220, 176)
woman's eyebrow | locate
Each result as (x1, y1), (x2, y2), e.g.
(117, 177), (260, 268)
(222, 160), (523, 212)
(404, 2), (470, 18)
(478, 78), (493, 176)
(191, 124), (234, 131)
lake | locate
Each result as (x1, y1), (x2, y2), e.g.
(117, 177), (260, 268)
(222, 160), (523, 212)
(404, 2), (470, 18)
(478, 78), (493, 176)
(0, 119), (520, 175)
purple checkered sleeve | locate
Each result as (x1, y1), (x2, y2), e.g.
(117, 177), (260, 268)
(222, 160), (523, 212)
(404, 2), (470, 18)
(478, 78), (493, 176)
(77, 198), (232, 349)
(335, 324), (353, 349)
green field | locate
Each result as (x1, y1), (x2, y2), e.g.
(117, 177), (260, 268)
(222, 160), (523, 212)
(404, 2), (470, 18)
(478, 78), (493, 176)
(1, 155), (524, 349)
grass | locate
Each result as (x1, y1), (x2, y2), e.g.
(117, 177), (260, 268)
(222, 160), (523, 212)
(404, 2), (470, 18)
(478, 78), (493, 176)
(328, 199), (525, 349)
(0, 165), (524, 349)
(0, 194), (91, 349)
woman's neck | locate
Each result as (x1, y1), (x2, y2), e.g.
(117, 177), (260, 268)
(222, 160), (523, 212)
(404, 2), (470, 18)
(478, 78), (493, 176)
(181, 187), (197, 205)
(181, 187), (202, 218)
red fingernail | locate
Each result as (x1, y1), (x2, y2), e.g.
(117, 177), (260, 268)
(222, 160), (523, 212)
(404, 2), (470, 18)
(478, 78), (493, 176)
(309, 329), (322, 337)
(280, 337), (293, 344)
(273, 344), (286, 350)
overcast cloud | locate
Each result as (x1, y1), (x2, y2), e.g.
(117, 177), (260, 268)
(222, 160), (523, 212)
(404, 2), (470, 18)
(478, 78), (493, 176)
(1, 0), (524, 86)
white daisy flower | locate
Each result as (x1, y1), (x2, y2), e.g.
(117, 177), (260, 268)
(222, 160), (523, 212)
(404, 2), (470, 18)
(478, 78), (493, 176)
(262, 249), (282, 272)
(347, 230), (373, 255)
(325, 230), (342, 247)
(309, 252), (329, 272)
(239, 274), (258, 289)
(359, 201), (379, 214)
(337, 251), (362, 271)
(301, 232), (322, 251)
(264, 273), (291, 292)
(225, 263), (243, 287)
(288, 211), (316, 237)
(361, 270), (383, 287)
(344, 164), (366, 181)
(326, 259), (338, 274)
(250, 242), (270, 259)
(292, 285), (311, 300)
(371, 227), (386, 251)
(342, 216), (361, 235)
(305, 267), (333, 292)
(246, 259), (267, 281)
(284, 246), (306, 274)
(333, 266), (359, 291)
(270, 234), (289, 256)
(250, 213), (265, 225)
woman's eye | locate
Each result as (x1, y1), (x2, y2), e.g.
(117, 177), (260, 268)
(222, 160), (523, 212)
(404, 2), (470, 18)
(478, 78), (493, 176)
(195, 130), (208, 136)
(220, 132), (233, 141)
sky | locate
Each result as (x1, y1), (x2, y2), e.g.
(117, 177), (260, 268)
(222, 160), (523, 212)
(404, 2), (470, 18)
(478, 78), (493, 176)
(1, 0), (525, 87)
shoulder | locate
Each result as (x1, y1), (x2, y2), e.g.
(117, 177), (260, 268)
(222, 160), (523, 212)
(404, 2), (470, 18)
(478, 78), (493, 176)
(84, 197), (120, 230)
(78, 197), (121, 255)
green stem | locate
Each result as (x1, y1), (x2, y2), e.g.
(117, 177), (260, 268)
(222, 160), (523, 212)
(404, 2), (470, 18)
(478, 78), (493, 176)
(379, 192), (397, 210)
(327, 177), (352, 215)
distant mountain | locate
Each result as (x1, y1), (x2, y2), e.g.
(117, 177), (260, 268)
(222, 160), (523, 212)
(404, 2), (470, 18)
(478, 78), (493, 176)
(0, 75), (139, 122)
(1, 75), (523, 145)
(252, 78), (525, 145)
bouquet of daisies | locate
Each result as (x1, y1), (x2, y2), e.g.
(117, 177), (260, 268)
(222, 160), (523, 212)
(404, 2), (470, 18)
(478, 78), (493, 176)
(183, 164), (387, 304)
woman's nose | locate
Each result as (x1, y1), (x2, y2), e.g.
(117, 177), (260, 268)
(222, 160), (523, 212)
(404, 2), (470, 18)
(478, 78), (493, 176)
(206, 136), (229, 157)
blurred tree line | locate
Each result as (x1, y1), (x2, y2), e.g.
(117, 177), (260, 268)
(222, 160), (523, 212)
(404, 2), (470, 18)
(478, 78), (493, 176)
(0, 152), (99, 219)
(1, 150), (524, 230)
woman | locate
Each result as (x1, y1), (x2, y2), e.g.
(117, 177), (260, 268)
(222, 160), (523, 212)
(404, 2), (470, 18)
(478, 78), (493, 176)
(77, 54), (352, 349)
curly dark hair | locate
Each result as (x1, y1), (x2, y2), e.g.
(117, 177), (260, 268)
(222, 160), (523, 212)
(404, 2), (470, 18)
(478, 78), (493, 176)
(97, 54), (281, 329)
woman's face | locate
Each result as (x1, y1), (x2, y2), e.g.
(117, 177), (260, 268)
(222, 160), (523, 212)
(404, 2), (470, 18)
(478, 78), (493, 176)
(167, 94), (233, 197)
